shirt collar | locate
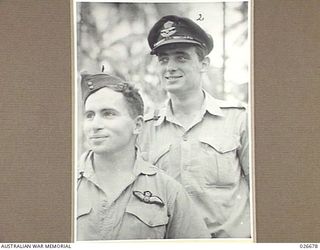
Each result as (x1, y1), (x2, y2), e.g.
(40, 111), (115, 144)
(203, 90), (225, 117)
(77, 150), (96, 182)
(154, 89), (224, 126)
(78, 150), (157, 180)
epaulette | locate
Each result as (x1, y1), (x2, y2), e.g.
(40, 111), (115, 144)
(217, 99), (247, 109)
(144, 109), (161, 122)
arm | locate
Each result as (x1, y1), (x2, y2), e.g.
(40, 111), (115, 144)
(165, 182), (210, 239)
(237, 111), (250, 188)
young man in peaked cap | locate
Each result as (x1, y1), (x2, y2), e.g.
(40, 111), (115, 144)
(77, 73), (210, 240)
(137, 15), (251, 238)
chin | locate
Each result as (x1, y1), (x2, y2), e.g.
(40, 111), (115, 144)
(89, 144), (111, 154)
(166, 86), (181, 94)
(91, 148), (108, 154)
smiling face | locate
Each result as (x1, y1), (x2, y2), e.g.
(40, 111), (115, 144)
(157, 44), (208, 95)
(83, 87), (140, 155)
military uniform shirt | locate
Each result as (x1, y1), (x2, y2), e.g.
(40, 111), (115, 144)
(137, 90), (251, 238)
(77, 151), (210, 240)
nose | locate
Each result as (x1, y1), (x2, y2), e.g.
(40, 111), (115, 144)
(166, 58), (177, 72)
(90, 115), (104, 132)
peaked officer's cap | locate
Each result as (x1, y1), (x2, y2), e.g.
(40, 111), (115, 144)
(148, 15), (213, 55)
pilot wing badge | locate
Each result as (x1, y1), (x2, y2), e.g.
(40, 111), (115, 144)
(133, 190), (165, 207)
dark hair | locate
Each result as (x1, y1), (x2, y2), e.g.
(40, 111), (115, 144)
(194, 45), (205, 61)
(86, 82), (144, 119)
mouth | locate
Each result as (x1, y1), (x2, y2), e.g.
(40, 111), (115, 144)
(165, 75), (182, 81)
(89, 135), (109, 140)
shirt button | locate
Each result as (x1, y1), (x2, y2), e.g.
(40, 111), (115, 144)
(182, 134), (188, 141)
(102, 200), (108, 209)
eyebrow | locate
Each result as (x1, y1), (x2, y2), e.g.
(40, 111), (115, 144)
(83, 108), (118, 114)
(83, 110), (94, 116)
(100, 108), (119, 114)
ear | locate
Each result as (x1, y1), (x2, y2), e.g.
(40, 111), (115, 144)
(133, 115), (144, 135)
(200, 57), (210, 73)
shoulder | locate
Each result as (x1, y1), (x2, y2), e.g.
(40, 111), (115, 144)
(139, 107), (165, 145)
(154, 169), (185, 194)
(77, 151), (91, 178)
(143, 108), (162, 122)
(205, 91), (247, 119)
(206, 98), (248, 130)
(133, 159), (183, 205)
(138, 160), (180, 188)
(216, 98), (247, 110)
(137, 160), (183, 194)
(216, 99), (248, 122)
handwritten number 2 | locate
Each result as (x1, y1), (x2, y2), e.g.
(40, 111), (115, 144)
(197, 14), (204, 21)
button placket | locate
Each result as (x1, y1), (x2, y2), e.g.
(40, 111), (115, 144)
(180, 135), (193, 191)
(182, 133), (188, 141)
(180, 136), (205, 193)
(100, 203), (115, 240)
(181, 133), (191, 171)
(102, 199), (108, 209)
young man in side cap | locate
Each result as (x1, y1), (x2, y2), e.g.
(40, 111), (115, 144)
(77, 73), (210, 240)
(137, 15), (251, 238)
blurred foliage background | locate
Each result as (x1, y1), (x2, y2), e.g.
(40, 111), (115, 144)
(77, 2), (249, 110)
(76, 2), (249, 154)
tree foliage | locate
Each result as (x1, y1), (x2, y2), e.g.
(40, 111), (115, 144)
(77, 2), (249, 110)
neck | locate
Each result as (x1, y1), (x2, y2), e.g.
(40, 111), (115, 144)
(170, 88), (204, 115)
(93, 145), (136, 175)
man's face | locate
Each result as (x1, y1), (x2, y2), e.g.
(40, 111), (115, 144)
(157, 45), (206, 95)
(83, 87), (137, 155)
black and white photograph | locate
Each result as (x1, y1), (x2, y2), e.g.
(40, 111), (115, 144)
(2, 0), (320, 246)
(75, 0), (252, 241)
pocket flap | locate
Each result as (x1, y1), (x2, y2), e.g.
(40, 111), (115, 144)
(126, 204), (169, 227)
(199, 134), (240, 153)
(77, 204), (92, 219)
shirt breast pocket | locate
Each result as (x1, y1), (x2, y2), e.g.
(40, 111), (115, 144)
(199, 134), (241, 186)
(124, 204), (169, 239)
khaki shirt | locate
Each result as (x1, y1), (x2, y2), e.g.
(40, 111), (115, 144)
(77, 151), (210, 240)
(137, 90), (251, 238)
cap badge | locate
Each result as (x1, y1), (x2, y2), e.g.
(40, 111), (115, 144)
(160, 21), (176, 38)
